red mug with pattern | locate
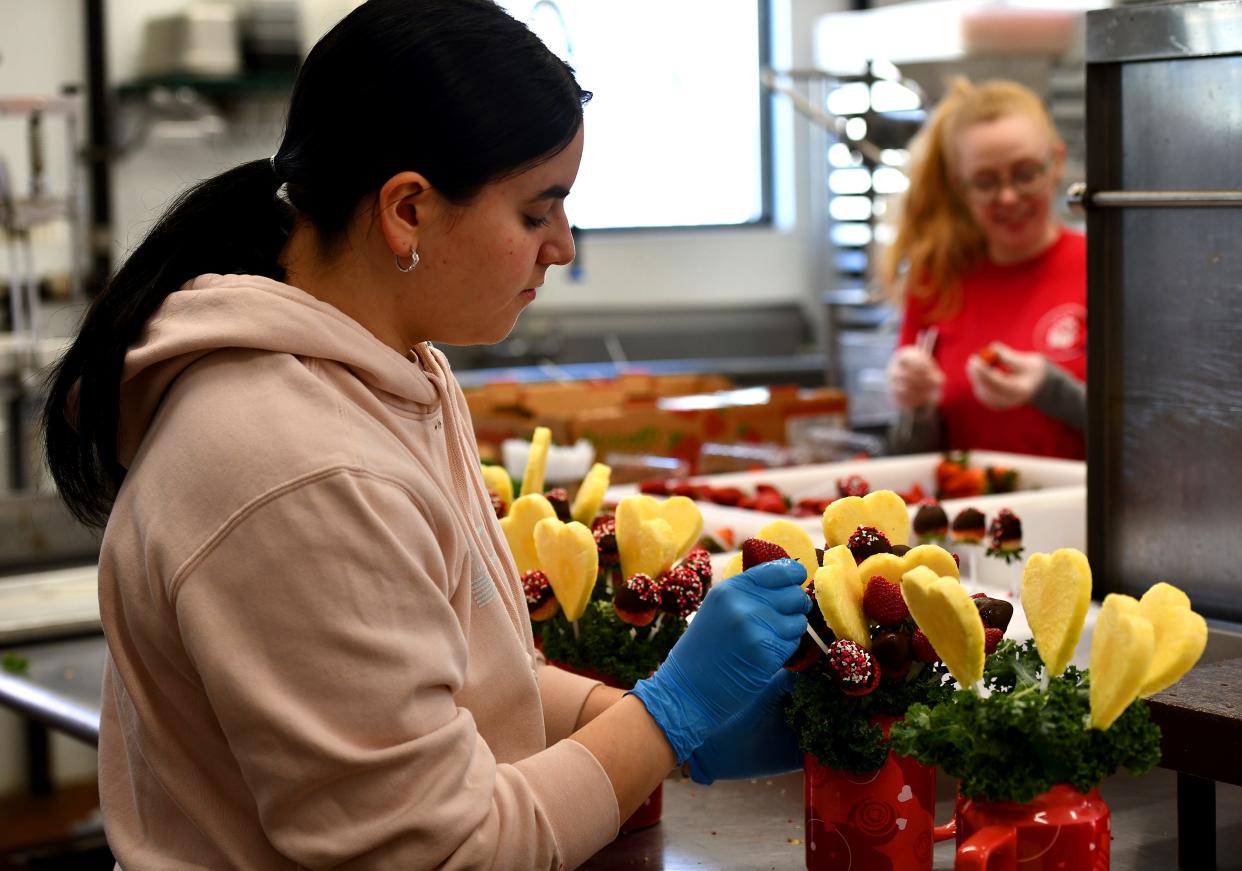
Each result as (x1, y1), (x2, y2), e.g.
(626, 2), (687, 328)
(955, 784), (1110, 870)
(804, 716), (955, 871)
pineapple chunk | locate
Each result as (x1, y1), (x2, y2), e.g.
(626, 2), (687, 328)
(814, 545), (870, 649)
(500, 494), (556, 575)
(856, 552), (906, 586)
(902, 565), (985, 688)
(1138, 582), (1207, 698)
(614, 494), (703, 564)
(720, 552), (744, 581)
(534, 517), (599, 622)
(822, 490), (910, 548)
(615, 495), (680, 580)
(756, 519), (819, 582)
(519, 427), (552, 497)
(1021, 548), (1092, 677)
(570, 462), (612, 525)
(481, 465), (514, 513)
(901, 544), (960, 581)
(1090, 594), (1155, 729)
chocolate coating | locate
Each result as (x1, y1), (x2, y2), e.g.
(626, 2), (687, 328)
(974, 596), (1014, 632)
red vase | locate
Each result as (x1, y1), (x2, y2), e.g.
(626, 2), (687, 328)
(804, 715), (955, 871)
(545, 657), (662, 833)
(955, 784), (1110, 870)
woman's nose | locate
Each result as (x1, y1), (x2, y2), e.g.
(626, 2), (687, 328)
(541, 222), (575, 267)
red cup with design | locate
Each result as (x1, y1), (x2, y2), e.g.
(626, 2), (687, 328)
(804, 715), (956, 870)
(955, 784), (1110, 870)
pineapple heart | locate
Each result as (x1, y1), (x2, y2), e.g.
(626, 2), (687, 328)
(814, 545), (870, 649)
(1138, 582), (1207, 698)
(570, 463), (612, 525)
(615, 495), (681, 580)
(616, 494), (703, 565)
(856, 544), (960, 587)
(481, 465), (513, 513)
(901, 565), (985, 688)
(1090, 594), (1155, 729)
(519, 427), (552, 497)
(1021, 548), (1093, 677)
(822, 490), (910, 548)
(533, 517), (599, 622)
(500, 494), (556, 575)
(755, 519), (820, 582)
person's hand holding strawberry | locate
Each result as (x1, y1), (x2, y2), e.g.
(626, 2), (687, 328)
(966, 342), (1049, 410)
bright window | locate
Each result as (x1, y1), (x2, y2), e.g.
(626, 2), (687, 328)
(498, 0), (768, 230)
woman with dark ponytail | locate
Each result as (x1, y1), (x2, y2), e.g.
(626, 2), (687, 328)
(45, 2), (810, 867)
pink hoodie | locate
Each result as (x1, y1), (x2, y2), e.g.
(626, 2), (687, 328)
(97, 274), (619, 869)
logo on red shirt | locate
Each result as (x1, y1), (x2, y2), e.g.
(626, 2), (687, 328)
(1034, 303), (1086, 362)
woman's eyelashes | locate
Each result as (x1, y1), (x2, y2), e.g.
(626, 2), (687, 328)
(524, 214), (551, 229)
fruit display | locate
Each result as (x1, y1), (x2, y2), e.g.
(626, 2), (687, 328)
(491, 428), (713, 687)
(890, 550), (1207, 803)
(635, 452), (1024, 518)
(716, 489), (984, 775)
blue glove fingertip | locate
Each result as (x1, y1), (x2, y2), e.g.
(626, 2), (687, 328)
(746, 558), (808, 588)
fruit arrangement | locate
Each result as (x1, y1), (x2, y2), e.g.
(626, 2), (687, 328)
(494, 428), (713, 687)
(710, 489), (991, 773)
(890, 550), (1208, 802)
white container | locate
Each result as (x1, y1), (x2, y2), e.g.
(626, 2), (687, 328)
(502, 438), (595, 487)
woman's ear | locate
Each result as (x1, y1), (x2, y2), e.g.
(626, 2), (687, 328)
(377, 171), (434, 257)
(1050, 139), (1068, 185)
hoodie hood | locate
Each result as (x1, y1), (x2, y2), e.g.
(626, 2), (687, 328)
(117, 274), (440, 468)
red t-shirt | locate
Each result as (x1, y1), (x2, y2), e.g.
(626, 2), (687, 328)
(898, 228), (1086, 459)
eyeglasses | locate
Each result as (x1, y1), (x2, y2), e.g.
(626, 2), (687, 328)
(962, 158), (1052, 202)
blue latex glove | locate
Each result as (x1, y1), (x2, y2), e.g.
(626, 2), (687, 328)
(629, 559), (809, 763)
(688, 669), (802, 785)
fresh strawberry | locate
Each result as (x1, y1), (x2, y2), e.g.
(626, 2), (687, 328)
(752, 492), (788, 514)
(863, 576), (909, 624)
(670, 481), (699, 499)
(971, 592), (989, 600)
(713, 527), (735, 549)
(978, 344), (1010, 373)
(741, 538), (790, 570)
(639, 478), (669, 496)
(709, 486), (746, 507)
(836, 474), (870, 498)
(898, 482), (927, 505)
(985, 466), (1019, 494)
(984, 627), (1004, 655)
(911, 628), (940, 663)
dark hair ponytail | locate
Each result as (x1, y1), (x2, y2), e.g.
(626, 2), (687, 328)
(45, 0), (590, 528)
(44, 160), (291, 526)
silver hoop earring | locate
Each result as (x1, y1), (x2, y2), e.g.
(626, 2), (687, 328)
(395, 247), (420, 273)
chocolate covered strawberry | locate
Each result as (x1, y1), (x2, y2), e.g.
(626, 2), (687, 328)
(985, 508), (1024, 563)
(658, 565), (704, 618)
(847, 526), (891, 564)
(826, 639), (880, 696)
(950, 508), (986, 544)
(521, 570), (559, 621)
(913, 502), (949, 544)
(592, 515), (619, 566)
(613, 573), (661, 626)
(836, 474), (870, 498)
